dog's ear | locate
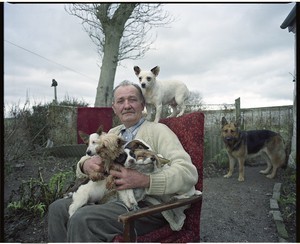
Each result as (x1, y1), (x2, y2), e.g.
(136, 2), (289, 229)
(96, 125), (103, 135)
(157, 156), (170, 166)
(134, 66), (141, 76)
(151, 66), (160, 77)
(78, 131), (89, 144)
(136, 141), (150, 150)
(221, 117), (228, 127)
(126, 140), (150, 150)
(114, 152), (128, 165)
(117, 137), (127, 147)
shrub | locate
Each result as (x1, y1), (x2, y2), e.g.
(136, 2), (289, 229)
(4, 102), (34, 162)
(7, 169), (76, 217)
(278, 167), (296, 240)
(213, 149), (228, 168)
(4, 97), (89, 163)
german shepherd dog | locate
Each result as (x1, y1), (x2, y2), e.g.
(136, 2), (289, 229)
(221, 117), (287, 181)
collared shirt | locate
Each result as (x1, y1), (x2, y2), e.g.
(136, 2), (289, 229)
(120, 117), (145, 142)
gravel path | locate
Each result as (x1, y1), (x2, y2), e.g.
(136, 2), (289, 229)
(200, 165), (279, 242)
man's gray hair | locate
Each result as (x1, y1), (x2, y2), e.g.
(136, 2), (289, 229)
(112, 80), (145, 104)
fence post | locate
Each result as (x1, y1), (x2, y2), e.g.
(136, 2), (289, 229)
(235, 97), (244, 130)
(235, 97), (240, 119)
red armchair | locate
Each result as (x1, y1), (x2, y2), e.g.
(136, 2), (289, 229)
(113, 112), (204, 242)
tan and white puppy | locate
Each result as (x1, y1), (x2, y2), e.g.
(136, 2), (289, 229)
(68, 133), (129, 217)
(124, 148), (170, 202)
(120, 140), (170, 205)
(134, 66), (190, 123)
(125, 139), (202, 201)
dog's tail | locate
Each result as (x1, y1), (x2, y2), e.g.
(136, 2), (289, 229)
(282, 138), (292, 169)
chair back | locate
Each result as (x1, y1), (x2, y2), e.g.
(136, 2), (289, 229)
(160, 112), (204, 192)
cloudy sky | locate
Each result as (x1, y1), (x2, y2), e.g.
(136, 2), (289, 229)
(4, 3), (295, 115)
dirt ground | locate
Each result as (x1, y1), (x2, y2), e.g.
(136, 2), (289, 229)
(3, 156), (78, 243)
(201, 165), (279, 242)
(3, 156), (296, 242)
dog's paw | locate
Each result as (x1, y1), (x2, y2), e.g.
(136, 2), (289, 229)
(238, 176), (244, 182)
(106, 175), (116, 189)
(63, 192), (73, 198)
(224, 173), (232, 178)
(266, 174), (274, 179)
(171, 195), (183, 200)
(259, 169), (269, 174)
(89, 172), (105, 181)
(123, 201), (138, 210)
(132, 204), (140, 211)
(122, 195), (139, 210)
(118, 189), (138, 210)
(126, 198), (138, 210)
(68, 204), (77, 218)
(124, 195), (138, 210)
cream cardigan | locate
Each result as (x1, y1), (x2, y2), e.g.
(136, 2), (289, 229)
(76, 120), (199, 231)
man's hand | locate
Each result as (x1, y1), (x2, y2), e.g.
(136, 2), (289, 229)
(82, 156), (105, 176)
(110, 166), (150, 190)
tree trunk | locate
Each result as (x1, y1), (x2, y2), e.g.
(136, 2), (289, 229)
(94, 27), (122, 107)
(94, 4), (137, 107)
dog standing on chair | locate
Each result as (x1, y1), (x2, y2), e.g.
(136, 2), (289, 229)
(134, 66), (190, 123)
(221, 117), (287, 181)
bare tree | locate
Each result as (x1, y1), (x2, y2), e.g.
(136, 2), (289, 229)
(65, 4), (173, 106)
(182, 90), (203, 113)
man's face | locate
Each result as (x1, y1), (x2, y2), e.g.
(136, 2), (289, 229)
(112, 85), (144, 127)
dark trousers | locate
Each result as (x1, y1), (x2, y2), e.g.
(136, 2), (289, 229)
(48, 198), (167, 242)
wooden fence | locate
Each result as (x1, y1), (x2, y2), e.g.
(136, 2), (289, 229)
(45, 102), (293, 161)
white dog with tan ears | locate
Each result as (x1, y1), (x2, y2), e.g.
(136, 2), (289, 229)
(134, 66), (190, 123)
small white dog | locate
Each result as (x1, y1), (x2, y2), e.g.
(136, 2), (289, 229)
(134, 65), (190, 123)
(78, 126), (105, 156)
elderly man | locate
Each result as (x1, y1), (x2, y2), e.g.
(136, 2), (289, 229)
(48, 80), (198, 242)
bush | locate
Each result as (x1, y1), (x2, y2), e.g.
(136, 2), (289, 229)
(7, 169), (76, 217)
(4, 102), (34, 162)
(278, 167), (296, 240)
(4, 98), (89, 163)
(213, 149), (228, 168)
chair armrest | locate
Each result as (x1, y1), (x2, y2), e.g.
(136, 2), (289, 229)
(118, 194), (202, 242)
